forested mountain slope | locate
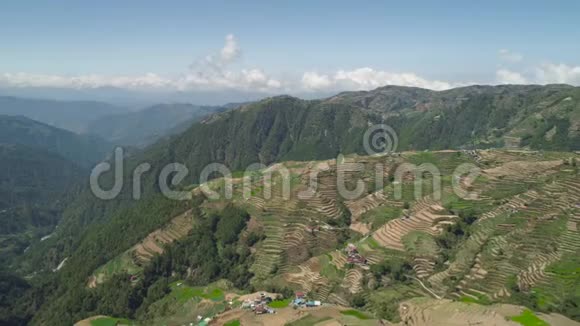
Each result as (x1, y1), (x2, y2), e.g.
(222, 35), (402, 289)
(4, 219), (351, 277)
(148, 84), (580, 177)
(145, 84), (580, 179)
(0, 143), (83, 263)
(0, 115), (112, 167)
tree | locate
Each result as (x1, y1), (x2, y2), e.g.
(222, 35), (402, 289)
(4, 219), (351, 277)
(350, 294), (367, 308)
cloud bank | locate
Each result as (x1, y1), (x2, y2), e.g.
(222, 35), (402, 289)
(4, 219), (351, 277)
(301, 68), (455, 91)
(0, 34), (282, 93)
(1, 41), (579, 95)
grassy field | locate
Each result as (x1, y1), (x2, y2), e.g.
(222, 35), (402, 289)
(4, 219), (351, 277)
(340, 309), (372, 320)
(142, 281), (231, 326)
(459, 295), (491, 305)
(365, 285), (418, 321)
(509, 310), (549, 326)
(531, 252), (580, 311)
(269, 298), (292, 308)
(286, 315), (332, 326)
(361, 205), (402, 230)
(402, 231), (438, 256)
(90, 317), (135, 326)
(223, 320), (241, 326)
(168, 280), (225, 303)
(320, 254), (345, 280)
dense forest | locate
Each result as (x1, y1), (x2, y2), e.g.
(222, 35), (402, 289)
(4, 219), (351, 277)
(0, 144), (83, 263)
(1, 204), (254, 325)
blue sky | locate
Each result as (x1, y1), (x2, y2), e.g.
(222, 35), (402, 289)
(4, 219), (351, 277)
(1, 0), (579, 95)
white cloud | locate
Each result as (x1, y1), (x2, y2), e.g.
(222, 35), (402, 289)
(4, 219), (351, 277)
(220, 34), (241, 63)
(498, 49), (523, 63)
(301, 72), (333, 90)
(241, 69), (281, 89)
(0, 33), (465, 94)
(0, 66), (462, 94)
(3, 37), (580, 95)
(179, 34), (281, 91)
(495, 63), (580, 85)
(496, 69), (528, 84)
(0, 72), (174, 90)
(534, 63), (580, 84)
(301, 68), (454, 92)
(0, 34), (282, 93)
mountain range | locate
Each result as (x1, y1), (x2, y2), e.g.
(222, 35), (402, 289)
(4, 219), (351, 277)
(131, 84), (580, 186)
(0, 96), (228, 148)
(23, 84), (580, 265)
(86, 103), (226, 147)
(0, 115), (112, 167)
(0, 84), (579, 325)
(0, 96), (124, 133)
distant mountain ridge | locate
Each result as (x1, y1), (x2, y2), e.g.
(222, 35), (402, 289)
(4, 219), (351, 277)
(0, 95), (228, 147)
(86, 103), (226, 147)
(0, 96), (125, 133)
(0, 115), (112, 167)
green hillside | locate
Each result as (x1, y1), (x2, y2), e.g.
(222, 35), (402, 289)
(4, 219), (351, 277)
(0, 143), (83, 264)
(0, 115), (112, 167)
(2, 84), (579, 325)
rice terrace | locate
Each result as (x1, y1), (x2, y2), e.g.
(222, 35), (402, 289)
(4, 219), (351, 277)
(77, 149), (580, 325)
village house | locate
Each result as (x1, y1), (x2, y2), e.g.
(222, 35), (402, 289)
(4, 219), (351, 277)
(345, 244), (368, 266)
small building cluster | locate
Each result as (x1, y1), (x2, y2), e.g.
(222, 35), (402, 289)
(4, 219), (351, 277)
(345, 243), (367, 266)
(292, 292), (321, 308)
(241, 292), (275, 315)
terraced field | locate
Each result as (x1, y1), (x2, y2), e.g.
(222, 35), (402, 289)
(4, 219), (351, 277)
(239, 151), (580, 318)
(130, 210), (195, 265)
(86, 150), (580, 323)
(372, 197), (457, 251)
(88, 210), (194, 287)
(397, 297), (579, 326)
